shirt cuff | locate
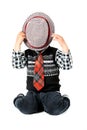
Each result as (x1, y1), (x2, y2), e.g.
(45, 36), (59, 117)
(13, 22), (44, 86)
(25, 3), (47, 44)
(56, 49), (72, 58)
(12, 49), (23, 57)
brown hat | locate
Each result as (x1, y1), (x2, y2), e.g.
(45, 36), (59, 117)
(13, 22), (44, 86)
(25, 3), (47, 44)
(22, 12), (55, 51)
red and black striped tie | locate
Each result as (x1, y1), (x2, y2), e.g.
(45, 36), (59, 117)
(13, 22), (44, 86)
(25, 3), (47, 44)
(33, 53), (44, 91)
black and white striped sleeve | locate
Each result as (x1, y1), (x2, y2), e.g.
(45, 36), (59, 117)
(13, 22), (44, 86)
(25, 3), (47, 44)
(12, 50), (26, 69)
(55, 49), (73, 70)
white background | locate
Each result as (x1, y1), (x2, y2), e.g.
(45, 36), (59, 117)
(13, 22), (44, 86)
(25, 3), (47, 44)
(0, 0), (87, 129)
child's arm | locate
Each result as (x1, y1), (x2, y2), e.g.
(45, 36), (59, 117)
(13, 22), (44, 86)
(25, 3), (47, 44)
(14, 31), (26, 52)
(12, 32), (26, 69)
(52, 34), (73, 70)
(52, 34), (69, 53)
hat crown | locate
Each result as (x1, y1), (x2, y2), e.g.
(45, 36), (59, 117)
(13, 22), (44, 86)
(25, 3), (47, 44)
(22, 12), (55, 51)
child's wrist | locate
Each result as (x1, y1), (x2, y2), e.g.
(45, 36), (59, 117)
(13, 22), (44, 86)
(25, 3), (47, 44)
(62, 48), (69, 53)
(14, 44), (21, 52)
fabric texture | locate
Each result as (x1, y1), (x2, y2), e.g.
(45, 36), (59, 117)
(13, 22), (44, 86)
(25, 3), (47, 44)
(13, 91), (70, 115)
(33, 53), (44, 91)
(12, 46), (72, 92)
(12, 46), (72, 70)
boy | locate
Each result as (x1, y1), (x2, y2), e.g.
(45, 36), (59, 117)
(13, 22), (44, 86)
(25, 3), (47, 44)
(12, 12), (72, 115)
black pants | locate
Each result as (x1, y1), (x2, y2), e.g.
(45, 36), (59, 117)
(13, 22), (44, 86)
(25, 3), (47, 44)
(13, 91), (70, 115)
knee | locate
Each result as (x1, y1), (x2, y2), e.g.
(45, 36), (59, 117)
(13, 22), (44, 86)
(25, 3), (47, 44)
(13, 94), (24, 108)
(41, 92), (70, 115)
(13, 94), (30, 114)
(47, 96), (70, 115)
(13, 93), (38, 114)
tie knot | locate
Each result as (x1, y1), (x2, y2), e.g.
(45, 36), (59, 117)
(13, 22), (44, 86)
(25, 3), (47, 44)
(37, 53), (43, 64)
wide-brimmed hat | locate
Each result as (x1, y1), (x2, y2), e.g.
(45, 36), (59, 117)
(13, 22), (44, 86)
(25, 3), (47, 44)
(22, 12), (55, 51)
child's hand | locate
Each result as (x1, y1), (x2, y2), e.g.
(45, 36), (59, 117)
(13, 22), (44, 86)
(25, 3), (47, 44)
(52, 33), (69, 53)
(14, 32), (26, 51)
(52, 34), (66, 45)
(15, 32), (26, 46)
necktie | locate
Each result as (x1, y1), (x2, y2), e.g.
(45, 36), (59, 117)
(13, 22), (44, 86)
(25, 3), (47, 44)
(33, 53), (44, 91)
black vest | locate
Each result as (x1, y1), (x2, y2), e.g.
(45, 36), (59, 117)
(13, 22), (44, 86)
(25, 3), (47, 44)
(25, 46), (61, 92)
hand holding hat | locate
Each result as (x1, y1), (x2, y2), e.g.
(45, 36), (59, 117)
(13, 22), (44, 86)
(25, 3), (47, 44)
(14, 12), (55, 52)
(14, 12), (68, 53)
(52, 33), (69, 53)
(14, 32), (26, 51)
